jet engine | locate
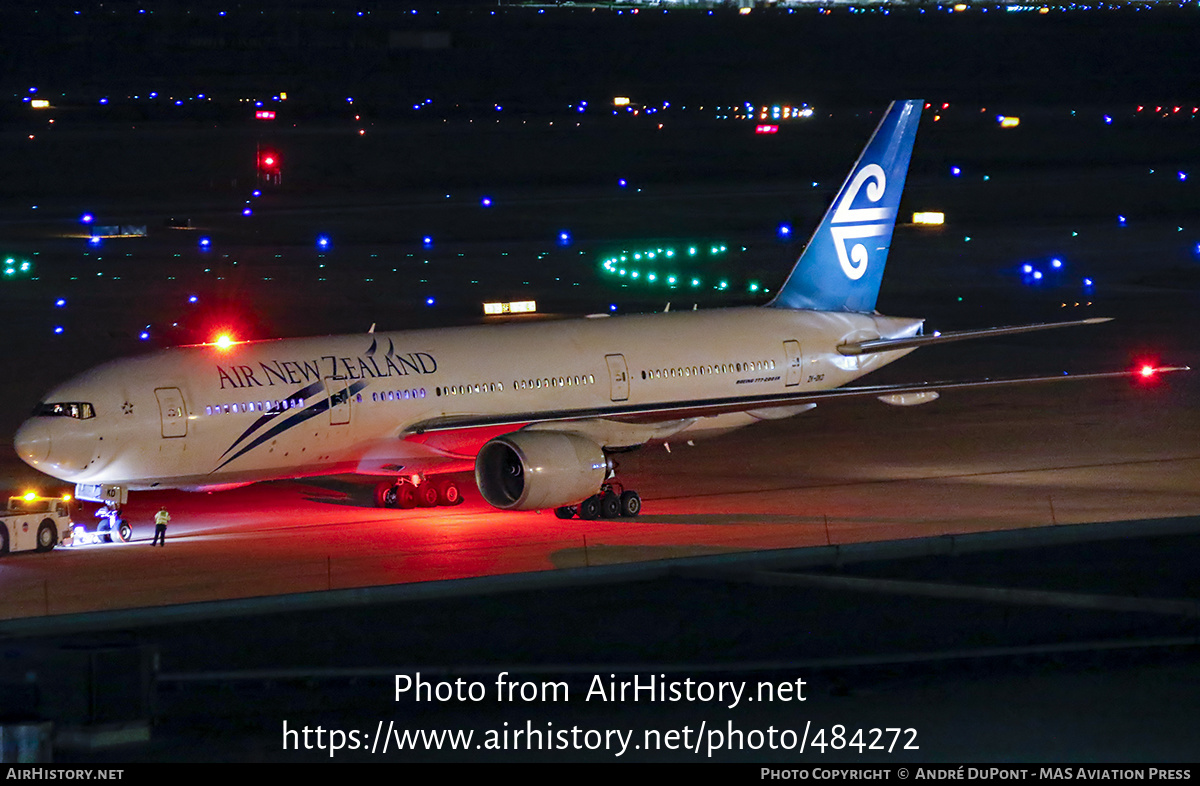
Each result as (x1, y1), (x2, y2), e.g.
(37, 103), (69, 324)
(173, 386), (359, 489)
(475, 431), (609, 510)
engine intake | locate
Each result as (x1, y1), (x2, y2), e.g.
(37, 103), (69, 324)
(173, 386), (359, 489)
(475, 431), (609, 511)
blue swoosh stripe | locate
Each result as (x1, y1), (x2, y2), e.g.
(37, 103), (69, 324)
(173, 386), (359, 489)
(212, 380), (368, 472)
(219, 380), (327, 459)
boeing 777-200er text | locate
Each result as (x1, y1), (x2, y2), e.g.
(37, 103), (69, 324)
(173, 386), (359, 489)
(12, 100), (1186, 522)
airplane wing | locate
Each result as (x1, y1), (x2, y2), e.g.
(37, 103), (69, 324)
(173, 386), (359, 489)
(405, 364), (1188, 434)
(837, 317), (1113, 356)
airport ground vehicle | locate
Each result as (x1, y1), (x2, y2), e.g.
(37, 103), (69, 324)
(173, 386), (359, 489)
(0, 494), (73, 554)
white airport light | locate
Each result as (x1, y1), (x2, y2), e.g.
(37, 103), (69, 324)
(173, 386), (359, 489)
(912, 212), (945, 225)
(997, 116), (1020, 128)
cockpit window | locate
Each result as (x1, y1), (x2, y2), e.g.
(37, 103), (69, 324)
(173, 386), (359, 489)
(34, 402), (95, 419)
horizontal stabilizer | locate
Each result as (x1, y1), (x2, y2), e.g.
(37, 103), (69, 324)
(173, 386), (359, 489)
(838, 317), (1113, 356)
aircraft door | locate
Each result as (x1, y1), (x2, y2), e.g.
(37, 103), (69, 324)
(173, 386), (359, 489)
(783, 340), (803, 387)
(325, 378), (351, 425)
(605, 354), (630, 402)
(154, 387), (188, 437)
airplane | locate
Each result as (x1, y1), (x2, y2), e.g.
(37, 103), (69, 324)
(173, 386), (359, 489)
(11, 100), (1186, 523)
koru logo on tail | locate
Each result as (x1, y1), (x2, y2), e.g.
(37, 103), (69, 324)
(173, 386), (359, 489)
(829, 163), (893, 281)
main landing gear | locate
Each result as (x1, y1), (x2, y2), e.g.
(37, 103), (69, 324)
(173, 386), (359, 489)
(554, 481), (641, 521)
(374, 476), (463, 509)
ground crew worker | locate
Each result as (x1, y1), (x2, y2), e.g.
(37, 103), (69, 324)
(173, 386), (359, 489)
(152, 507), (170, 547)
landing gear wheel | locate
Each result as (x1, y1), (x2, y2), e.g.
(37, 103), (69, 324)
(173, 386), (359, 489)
(619, 490), (642, 517)
(396, 483), (417, 509)
(116, 520), (133, 543)
(416, 482), (440, 508)
(436, 480), (462, 506)
(36, 520), (56, 552)
(600, 492), (621, 519)
(578, 495), (601, 520)
(554, 506), (576, 520)
(374, 480), (395, 508)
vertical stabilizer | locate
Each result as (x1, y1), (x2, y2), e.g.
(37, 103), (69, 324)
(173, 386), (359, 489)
(768, 100), (923, 313)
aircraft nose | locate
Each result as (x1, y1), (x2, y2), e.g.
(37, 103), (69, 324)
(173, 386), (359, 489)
(14, 419), (51, 466)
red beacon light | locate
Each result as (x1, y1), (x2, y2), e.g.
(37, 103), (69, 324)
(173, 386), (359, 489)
(1139, 364), (1156, 379)
(211, 333), (238, 351)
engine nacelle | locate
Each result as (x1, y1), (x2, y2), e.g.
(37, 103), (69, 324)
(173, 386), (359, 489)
(475, 431), (609, 510)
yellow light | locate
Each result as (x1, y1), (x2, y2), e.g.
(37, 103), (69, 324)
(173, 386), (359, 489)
(62, 494), (72, 502)
(738, 7), (751, 14)
(22, 491), (37, 501)
(998, 116), (1021, 128)
(279, 92), (288, 101)
(613, 97), (630, 107)
(953, 3), (967, 10)
(31, 99), (50, 109)
(913, 212), (946, 225)
(214, 334), (235, 350)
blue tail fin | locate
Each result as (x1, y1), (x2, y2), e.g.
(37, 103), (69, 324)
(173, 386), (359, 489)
(768, 100), (923, 313)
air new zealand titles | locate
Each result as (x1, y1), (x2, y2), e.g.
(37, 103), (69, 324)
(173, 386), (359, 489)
(216, 349), (438, 390)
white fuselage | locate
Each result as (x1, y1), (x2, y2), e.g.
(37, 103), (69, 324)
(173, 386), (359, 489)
(14, 307), (921, 491)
